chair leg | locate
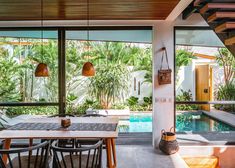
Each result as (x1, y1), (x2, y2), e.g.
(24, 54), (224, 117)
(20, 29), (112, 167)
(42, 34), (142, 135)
(2, 138), (11, 165)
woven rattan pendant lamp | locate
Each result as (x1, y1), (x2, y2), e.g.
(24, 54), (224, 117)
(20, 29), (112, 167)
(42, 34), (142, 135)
(82, 0), (95, 77)
(35, 0), (49, 77)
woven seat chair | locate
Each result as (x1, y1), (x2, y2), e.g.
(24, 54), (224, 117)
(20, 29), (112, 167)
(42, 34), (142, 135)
(0, 140), (50, 168)
(51, 139), (103, 168)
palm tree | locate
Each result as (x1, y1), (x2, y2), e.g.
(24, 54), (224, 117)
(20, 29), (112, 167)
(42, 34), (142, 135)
(217, 48), (235, 84)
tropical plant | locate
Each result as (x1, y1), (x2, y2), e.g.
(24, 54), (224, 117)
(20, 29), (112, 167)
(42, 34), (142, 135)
(111, 103), (128, 110)
(126, 96), (152, 111)
(138, 47), (152, 84)
(176, 89), (199, 111)
(214, 81), (235, 112)
(216, 48), (235, 84)
(127, 96), (139, 106)
(176, 49), (196, 78)
(0, 109), (8, 128)
(176, 49), (195, 66)
(0, 46), (21, 102)
(143, 96), (152, 110)
(66, 41), (88, 95)
(88, 64), (130, 109)
(4, 106), (58, 117)
(69, 99), (101, 116)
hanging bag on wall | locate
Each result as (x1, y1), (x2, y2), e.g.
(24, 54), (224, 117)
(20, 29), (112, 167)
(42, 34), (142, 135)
(158, 47), (172, 85)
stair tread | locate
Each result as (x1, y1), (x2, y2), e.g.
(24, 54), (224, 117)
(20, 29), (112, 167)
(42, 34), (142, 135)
(208, 12), (235, 23)
(225, 36), (235, 45)
(215, 22), (235, 33)
(200, 3), (235, 14)
(194, 0), (204, 6)
(183, 156), (219, 168)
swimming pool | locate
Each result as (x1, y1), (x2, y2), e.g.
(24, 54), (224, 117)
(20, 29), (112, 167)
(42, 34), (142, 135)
(118, 113), (235, 133)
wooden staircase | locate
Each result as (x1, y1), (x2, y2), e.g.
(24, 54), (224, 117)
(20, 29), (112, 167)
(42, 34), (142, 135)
(183, 156), (220, 168)
(183, 0), (235, 56)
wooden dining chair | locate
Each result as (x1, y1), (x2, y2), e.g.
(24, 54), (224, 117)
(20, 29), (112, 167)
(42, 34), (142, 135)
(0, 140), (50, 168)
(51, 139), (103, 168)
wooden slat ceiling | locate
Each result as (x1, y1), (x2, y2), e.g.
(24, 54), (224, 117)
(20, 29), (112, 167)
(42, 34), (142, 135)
(0, 0), (180, 21)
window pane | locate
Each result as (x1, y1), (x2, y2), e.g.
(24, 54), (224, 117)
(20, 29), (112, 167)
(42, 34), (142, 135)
(65, 30), (153, 133)
(175, 29), (224, 47)
(175, 28), (235, 133)
(66, 30), (152, 43)
(0, 31), (58, 103)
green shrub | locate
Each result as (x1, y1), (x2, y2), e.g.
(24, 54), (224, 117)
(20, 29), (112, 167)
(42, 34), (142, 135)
(4, 106), (58, 117)
(67, 99), (102, 116)
(126, 96), (152, 111)
(127, 96), (139, 106)
(214, 82), (235, 112)
(176, 89), (199, 111)
(112, 103), (128, 110)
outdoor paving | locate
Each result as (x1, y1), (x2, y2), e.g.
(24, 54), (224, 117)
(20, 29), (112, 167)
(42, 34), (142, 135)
(177, 132), (235, 145)
(203, 110), (235, 127)
(103, 145), (189, 168)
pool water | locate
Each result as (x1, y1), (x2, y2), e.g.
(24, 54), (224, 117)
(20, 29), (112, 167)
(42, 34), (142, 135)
(119, 114), (152, 132)
(118, 113), (235, 133)
(176, 113), (235, 132)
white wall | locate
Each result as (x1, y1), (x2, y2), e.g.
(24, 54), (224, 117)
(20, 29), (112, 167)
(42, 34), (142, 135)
(152, 13), (209, 147)
(176, 65), (195, 100)
(130, 70), (152, 102)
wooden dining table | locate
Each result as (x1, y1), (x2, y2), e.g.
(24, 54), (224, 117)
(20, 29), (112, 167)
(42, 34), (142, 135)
(0, 117), (119, 168)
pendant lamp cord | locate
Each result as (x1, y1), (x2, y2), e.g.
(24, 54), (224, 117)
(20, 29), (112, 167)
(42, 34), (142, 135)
(87, 0), (90, 62)
(41, 0), (43, 59)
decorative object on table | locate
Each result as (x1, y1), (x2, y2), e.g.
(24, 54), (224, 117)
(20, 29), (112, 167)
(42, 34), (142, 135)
(158, 47), (172, 85)
(61, 118), (71, 128)
(82, 0), (95, 77)
(159, 127), (179, 155)
(35, 0), (49, 77)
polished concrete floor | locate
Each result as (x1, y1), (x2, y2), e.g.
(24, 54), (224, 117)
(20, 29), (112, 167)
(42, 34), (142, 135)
(103, 145), (189, 168)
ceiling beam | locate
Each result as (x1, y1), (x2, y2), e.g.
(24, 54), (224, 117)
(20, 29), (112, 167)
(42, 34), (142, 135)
(166, 0), (194, 21)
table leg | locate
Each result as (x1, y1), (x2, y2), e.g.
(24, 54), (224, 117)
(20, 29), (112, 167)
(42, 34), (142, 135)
(111, 138), (117, 167)
(105, 138), (116, 168)
(2, 138), (11, 165)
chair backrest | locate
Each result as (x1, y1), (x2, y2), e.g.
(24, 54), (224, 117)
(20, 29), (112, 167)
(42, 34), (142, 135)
(51, 139), (103, 168)
(0, 140), (50, 168)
